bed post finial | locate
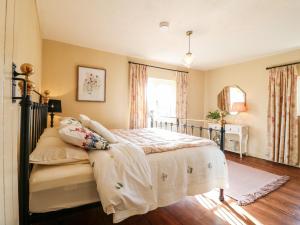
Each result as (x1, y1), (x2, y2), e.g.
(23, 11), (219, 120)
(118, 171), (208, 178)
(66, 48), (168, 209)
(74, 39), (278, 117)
(17, 63), (35, 96)
(43, 90), (50, 104)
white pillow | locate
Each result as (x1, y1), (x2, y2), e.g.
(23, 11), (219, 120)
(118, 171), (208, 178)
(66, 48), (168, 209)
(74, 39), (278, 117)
(59, 125), (110, 150)
(30, 136), (89, 165)
(60, 116), (76, 121)
(59, 117), (81, 129)
(88, 120), (118, 144)
(79, 114), (90, 127)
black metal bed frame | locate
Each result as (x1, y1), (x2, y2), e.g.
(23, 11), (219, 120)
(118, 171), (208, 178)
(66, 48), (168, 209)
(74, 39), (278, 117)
(13, 63), (103, 225)
(13, 68), (48, 225)
(150, 117), (225, 152)
(14, 64), (225, 225)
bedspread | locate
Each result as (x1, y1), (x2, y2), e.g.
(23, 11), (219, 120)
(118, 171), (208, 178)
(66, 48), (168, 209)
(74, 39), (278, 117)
(112, 128), (215, 154)
(88, 142), (155, 223)
(89, 129), (228, 223)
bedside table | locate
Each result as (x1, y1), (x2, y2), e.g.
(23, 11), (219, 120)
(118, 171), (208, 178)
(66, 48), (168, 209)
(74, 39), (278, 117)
(208, 123), (249, 158)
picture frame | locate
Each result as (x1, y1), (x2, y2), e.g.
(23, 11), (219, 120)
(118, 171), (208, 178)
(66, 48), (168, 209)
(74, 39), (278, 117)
(77, 65), (106, 102)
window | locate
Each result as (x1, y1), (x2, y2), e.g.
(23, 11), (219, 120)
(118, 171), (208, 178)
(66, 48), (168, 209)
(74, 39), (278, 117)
(297, 76), (300, 115)
(147, 77), (176, 118)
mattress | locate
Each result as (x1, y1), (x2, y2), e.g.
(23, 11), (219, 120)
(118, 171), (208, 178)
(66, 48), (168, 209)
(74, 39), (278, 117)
(29, 163), (99, 213)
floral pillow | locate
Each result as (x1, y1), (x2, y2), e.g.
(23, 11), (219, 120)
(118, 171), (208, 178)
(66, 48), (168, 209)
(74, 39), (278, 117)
(59, 125), (110, 150)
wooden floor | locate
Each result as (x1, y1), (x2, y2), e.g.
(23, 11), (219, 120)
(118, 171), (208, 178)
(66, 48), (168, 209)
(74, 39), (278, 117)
(34, 152), (300, 225)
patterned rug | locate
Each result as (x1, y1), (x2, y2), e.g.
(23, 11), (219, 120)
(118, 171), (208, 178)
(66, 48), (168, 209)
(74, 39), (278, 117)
(225, 160), (289, 205)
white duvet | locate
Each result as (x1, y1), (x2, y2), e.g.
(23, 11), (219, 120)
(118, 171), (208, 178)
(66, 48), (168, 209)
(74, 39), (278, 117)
(88, 132), (228, 223)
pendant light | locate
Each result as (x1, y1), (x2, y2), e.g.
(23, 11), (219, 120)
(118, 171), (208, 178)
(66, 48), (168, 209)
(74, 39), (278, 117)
(183, 31), (193, 67)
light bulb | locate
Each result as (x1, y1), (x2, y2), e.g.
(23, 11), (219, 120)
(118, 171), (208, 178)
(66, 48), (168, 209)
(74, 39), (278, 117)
(183, 52), (193, 67)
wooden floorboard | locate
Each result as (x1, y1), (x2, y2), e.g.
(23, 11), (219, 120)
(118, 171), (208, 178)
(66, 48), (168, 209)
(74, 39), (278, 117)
(33, 152), (300, 225)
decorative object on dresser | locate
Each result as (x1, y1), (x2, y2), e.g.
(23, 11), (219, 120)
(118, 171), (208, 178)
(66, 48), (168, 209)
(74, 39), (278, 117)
(206, 109), (221, 122)
(77, 65), (106, 102)
(208, 122), (249, 158)
(231, 102), (247, 113)
(48, 99), (62, 128)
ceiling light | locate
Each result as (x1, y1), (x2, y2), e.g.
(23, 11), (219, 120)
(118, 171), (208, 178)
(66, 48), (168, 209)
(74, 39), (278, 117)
(159, 21), (169, 31)
(183, 31), (194, 67)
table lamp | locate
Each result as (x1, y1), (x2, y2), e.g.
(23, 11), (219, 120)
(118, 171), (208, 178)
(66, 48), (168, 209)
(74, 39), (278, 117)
(48, 99), (62, 128)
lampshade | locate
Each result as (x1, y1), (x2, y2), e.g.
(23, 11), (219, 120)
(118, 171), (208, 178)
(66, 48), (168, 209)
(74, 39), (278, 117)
(183, 52), (194, 67)
(48, 99), (62, 113)
(231, 102), (247, 112)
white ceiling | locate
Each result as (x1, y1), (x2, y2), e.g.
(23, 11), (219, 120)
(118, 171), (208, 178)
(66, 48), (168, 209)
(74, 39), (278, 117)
(36, 0), (300, 70)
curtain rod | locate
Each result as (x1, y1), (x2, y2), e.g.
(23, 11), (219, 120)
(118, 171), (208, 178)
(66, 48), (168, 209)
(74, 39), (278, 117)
(128, 61), (188, 73)
(266, 61), (300, 70)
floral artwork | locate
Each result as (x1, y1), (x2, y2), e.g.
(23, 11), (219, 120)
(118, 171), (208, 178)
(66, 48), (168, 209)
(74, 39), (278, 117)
(77, 66), (106, 101)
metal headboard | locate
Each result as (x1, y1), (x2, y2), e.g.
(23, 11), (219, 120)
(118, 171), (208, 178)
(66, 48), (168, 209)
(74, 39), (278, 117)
(12, 63), (48, 225)
(150, 116), (225, 152)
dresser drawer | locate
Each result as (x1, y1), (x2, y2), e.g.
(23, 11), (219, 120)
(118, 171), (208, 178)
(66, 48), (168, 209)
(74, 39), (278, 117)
(209, 124), (221, 130)
(208, 123), (240, 134)
(225, 125), (240, 134)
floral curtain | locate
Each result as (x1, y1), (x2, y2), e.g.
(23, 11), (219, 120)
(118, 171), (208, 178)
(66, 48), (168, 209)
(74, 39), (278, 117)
(267, 65), (299, 166)
(176, 72), (188, 122)
(129, 63), (148, 129)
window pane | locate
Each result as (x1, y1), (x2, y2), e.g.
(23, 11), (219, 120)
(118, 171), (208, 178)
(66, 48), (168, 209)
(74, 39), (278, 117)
(147, 78), (176, 118)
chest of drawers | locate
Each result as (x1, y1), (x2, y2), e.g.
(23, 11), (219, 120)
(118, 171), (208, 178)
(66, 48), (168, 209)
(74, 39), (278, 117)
(208, 123), (249, 158)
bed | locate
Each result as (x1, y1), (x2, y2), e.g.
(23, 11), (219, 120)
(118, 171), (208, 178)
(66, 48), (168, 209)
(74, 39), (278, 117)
(27, 125), (228, 223)
(16, 84), (227, 225)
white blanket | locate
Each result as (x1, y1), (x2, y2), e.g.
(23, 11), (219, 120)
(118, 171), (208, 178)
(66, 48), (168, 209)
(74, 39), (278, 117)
(89, 131), (228, 223)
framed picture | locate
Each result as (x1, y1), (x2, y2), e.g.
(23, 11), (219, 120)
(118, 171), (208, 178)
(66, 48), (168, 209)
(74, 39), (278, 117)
(77, 66), (106, 102)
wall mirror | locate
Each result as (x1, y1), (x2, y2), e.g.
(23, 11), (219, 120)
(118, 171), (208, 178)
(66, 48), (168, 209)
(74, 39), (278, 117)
(217, 85), (246, 115)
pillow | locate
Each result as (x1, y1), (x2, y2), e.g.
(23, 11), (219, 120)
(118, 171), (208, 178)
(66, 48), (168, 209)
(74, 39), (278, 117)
(60, 116), (76, 121)
(88, 120), (118, 144)
(59, 117), (81, 129)
(30, 136), (89, 165)
(59, 125), (110, 150)
(79, 114), (90, 127)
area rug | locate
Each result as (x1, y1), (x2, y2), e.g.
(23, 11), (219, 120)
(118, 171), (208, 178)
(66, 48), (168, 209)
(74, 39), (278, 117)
(225, 160), (289, 206)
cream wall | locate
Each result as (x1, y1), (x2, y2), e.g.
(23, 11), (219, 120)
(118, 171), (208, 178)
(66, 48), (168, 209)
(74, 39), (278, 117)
(204, 50), (300, 160)
(42, 40), (130, 128)
(13, 0), (42, 89)
(0, 0), (42, 224)
(42, 40), (205, 128)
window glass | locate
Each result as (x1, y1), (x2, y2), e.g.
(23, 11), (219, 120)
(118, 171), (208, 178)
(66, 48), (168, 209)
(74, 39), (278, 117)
(147, 77), (176, 118)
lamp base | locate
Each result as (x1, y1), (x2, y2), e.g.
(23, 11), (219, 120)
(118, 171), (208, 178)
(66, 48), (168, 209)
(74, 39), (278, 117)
(50, 112), (55, 128)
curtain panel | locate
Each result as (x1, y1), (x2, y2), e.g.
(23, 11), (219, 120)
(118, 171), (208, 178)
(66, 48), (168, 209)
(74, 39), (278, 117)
(129, 63), (148, 129)
(267, 65), (299, 166)
(176, 72), (188, 121)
